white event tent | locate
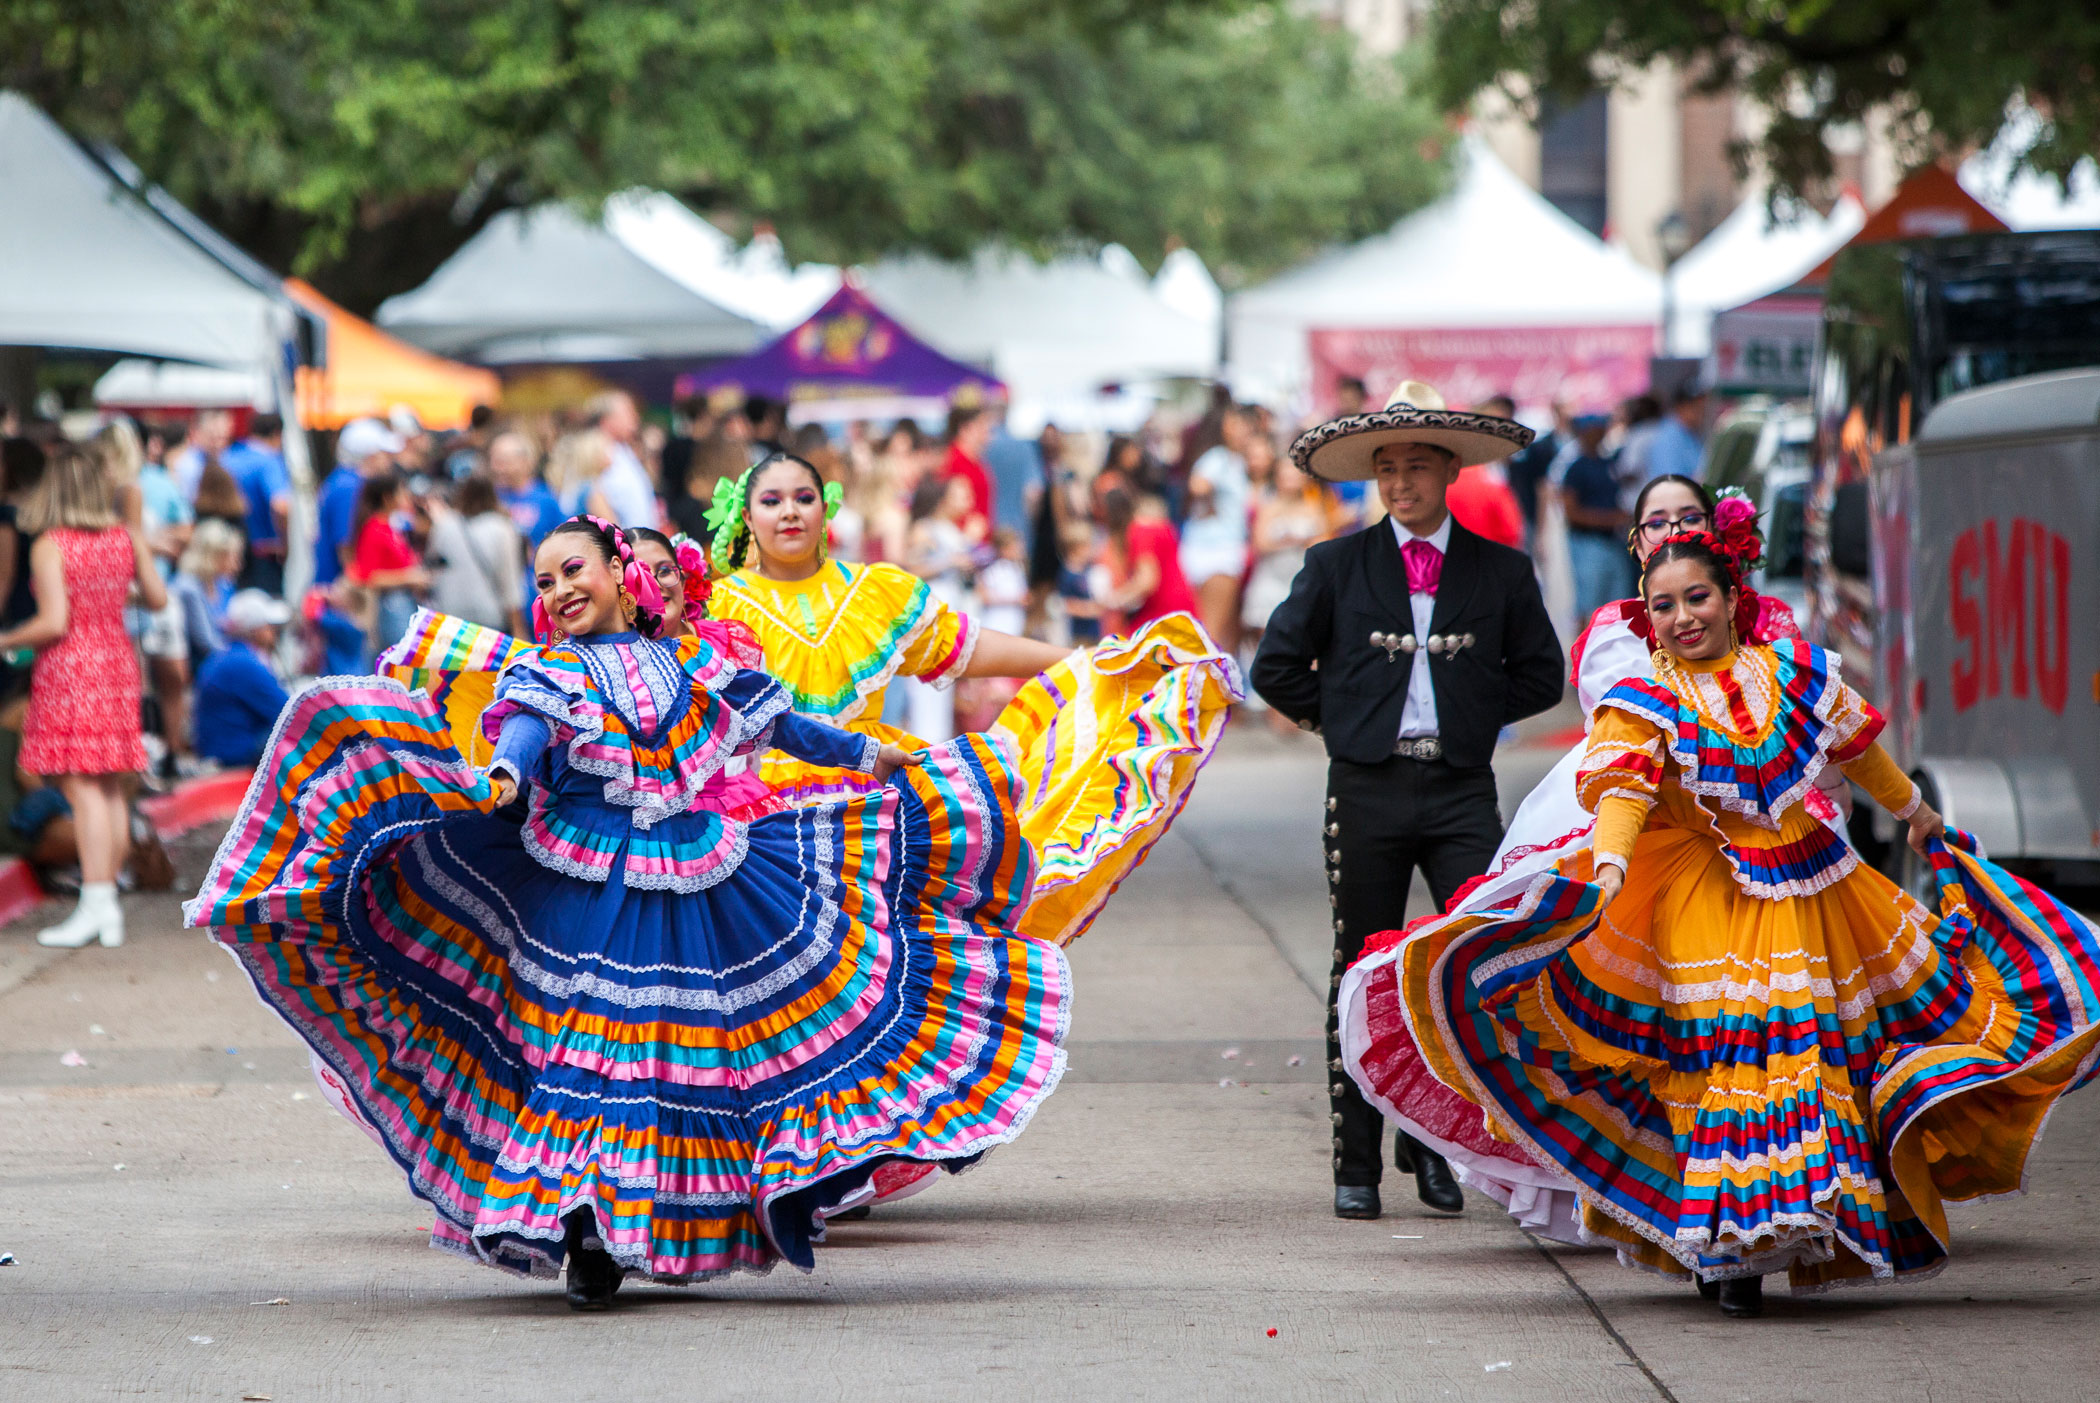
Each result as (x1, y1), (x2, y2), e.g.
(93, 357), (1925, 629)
(1152, 246), (1224, 357)
(0, 91), (308, 392)
(861, 248), (1219, 433)
(604, 191), (841, 332)
(374, 203), (764, 363)
(1225, 138), (1662, 416)
(1666, 190), (1866, 357)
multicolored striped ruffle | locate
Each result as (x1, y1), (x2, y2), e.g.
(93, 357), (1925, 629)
(185, 681), (1068, 1284)
(1386, 826), (2100, 1293)
(992, 613), (1244, 946)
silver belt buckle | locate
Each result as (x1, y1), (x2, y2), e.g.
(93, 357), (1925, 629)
(1393, 736), (1443, 761)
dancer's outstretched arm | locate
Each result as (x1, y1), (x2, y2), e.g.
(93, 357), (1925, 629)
(963, 629), (1074, 680)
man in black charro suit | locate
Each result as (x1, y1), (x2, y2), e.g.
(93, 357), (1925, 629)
(1251, 382), (1563, 1221)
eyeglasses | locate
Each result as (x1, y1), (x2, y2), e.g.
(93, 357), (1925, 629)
(1637, 510), (1709, 539)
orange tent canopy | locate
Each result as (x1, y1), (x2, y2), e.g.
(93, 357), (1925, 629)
(287, 278), (501, 431)
(1794, 165), (2009, 288)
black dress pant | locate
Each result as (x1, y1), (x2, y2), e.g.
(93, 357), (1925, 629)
(1324, 754), (1502, 1186)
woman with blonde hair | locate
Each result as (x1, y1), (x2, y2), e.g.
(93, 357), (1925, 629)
(3, 440), (166, 949)
(547, 428), (614, 520)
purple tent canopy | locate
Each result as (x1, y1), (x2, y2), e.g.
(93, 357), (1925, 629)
(674, 283), (1002, 410)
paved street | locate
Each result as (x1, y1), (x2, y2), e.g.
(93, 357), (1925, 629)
(4, 723), (2098, 1402)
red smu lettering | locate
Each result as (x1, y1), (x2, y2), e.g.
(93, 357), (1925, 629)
(1949, 527), (1982, 711)
(1951, 519), (2073, 715)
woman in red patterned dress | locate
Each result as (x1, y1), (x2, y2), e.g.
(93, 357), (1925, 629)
(2, 441), (167, 949)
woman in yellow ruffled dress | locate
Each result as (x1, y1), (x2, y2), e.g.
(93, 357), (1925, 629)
(1366, 517), (2100, 1318)
(707, 451), (1243, 949)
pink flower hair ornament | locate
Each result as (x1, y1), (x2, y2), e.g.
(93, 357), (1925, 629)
(670, 533), (712, 610)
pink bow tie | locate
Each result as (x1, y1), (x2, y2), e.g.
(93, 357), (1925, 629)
(1402, 538), (1443, 595)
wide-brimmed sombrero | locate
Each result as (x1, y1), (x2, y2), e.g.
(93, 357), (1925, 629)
(1290, 381), (1534, 482)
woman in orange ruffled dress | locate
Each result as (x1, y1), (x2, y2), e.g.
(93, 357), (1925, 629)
(1347, 508), (2100, 1318)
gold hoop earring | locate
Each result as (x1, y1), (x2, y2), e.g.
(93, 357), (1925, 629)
(618, 587), (637, 622)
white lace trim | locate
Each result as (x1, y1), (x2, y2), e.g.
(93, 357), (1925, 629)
(622, 825), (751, 894)
(1895, 783), (1924, 821)
(490, 645), (793, 831)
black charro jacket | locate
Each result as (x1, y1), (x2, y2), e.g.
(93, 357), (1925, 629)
(1249, 519), (1564, 768)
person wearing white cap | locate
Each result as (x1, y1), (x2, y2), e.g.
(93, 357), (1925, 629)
(1250, 381), (1563, 1222)
(314, 418), (403, 586)
(191, 588), (293, 769)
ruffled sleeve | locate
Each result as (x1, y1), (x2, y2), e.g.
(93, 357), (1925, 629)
(1576, 706), (1667, 872)
(1821, 673), (1886, 764)
(883, 567), (978, 687)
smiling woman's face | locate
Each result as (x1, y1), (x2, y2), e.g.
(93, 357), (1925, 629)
(743, 459), (826, 569)
(1644, 555), (1736, 662)
(533, 532), (624, 638)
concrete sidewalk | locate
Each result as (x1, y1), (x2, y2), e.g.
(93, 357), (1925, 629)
(0, 726), (2094, 1401)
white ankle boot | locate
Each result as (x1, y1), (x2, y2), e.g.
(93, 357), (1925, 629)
(37, 883), (124, 949)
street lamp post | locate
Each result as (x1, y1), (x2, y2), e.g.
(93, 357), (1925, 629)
(1655, 210), (1693, 360)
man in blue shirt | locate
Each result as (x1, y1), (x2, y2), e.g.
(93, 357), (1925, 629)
(221, 413), (291, 594)
(490, 430), (561, 550)
(1555, 413), (1633, 621)
(315, 418), (403, 586)
(1645, 383), (1709, 483)
(982, 412), (1042, 535)
(193, 590), (294, 768)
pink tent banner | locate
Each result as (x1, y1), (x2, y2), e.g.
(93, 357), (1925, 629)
(1308, 325), (1657, 417)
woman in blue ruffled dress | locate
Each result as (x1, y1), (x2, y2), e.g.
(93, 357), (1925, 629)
(187, 515), (1069, 1310)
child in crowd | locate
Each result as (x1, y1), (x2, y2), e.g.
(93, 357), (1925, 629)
(976, 527), (1030, 637)
(172, 518), (242, 663)
(1056, 523), (1103, 646)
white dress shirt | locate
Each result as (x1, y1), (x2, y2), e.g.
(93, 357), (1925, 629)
(1391, 513), (1452, 739)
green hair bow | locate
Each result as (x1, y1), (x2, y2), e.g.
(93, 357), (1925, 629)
(704, 465), (753, 573)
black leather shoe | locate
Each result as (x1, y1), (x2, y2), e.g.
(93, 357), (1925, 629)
(834, 1204), (873, 1222)
(1333, 1185), (1382, 1220)
(1392, 1131), (1415, 1174)
(563, 1211), (619, 1312)
(1695, 1277), (1720, 1301)
(565, 1249), (618, 1311)
(1410, 1144), (1464, 1214)
(1717, 1276), (1764, 1318)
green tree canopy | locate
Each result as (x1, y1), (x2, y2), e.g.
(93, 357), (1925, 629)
(4, 0), (1448, 314)
(1426, 0), (2100, 204)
